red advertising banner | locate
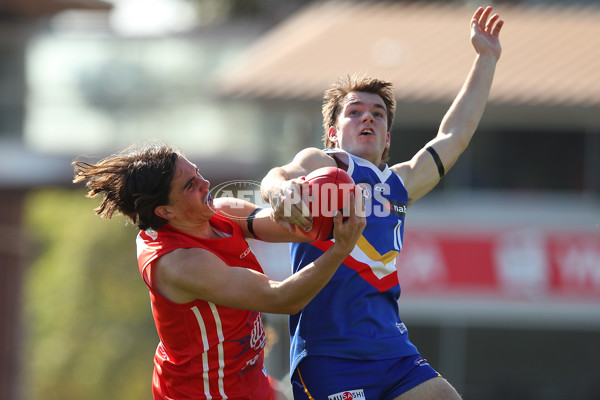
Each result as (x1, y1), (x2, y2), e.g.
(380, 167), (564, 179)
(396, 228), (600, 301)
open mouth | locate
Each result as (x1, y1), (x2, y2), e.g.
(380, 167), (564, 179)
(360, 128), (374, 136)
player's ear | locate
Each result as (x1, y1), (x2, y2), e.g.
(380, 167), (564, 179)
(154, 205), (173, 220)
(328, 126), (339, 144)
(385, 131), (391, 148)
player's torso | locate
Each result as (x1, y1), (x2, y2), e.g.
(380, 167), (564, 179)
(137, 215), (271, 399)
(151, 300), (270, 399)
(289, 151), (417, 370)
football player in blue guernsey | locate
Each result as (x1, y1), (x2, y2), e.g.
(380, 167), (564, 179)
(260, 6), (503, 400)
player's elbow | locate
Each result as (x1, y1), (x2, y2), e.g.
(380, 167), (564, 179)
(283, 300), (306, 315)
(268, 305), (301, 315)
(268, 297), (305, 315)
(263, 287), (306, 315)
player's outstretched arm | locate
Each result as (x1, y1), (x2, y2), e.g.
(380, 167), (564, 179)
(213, 197), (312, 243)
(152, 192), (365, 314)
(392, 6), (503, 203)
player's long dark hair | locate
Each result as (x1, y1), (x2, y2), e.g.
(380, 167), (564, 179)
(72, 142), (180, 231)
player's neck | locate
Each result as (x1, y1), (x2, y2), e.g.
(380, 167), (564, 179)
(168, 219), (219, 239)
(348, 151), (384, 170)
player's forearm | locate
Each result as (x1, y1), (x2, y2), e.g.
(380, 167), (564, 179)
(266, 242), (351, 314)
(438, 53), (497, 149)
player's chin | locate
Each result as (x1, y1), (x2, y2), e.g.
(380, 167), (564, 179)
(204, 196), (216, 213)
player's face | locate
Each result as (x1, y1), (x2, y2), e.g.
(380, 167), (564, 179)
(328, 91), (390, 165)
(167, 157), (215, 222)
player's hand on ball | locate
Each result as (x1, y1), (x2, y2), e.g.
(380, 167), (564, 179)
(269, 178), (312, 233)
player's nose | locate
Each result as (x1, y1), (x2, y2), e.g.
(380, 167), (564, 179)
(199, 177), (210, 191)
(361, 112), (374, 122)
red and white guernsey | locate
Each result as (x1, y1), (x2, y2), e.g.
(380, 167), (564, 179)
(136, 212), (273, 400)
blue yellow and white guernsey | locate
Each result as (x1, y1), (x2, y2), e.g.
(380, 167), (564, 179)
(289, 149), (419, 373)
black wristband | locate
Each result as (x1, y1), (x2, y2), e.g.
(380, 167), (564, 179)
(426, 146), (445, 178)
(246, 208), (262, 239)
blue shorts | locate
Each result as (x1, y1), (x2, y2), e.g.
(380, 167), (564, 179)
(291, 354), (440, 400)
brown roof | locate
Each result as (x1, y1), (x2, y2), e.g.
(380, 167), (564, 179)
(218, 2), (600, 107)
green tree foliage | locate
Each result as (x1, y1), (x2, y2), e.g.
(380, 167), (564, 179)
(23, 188), (157, 400)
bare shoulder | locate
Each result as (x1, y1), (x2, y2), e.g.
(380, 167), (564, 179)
(389, 161), (412, 183)
(153, 247), (228, 303)
(269, 147), (336, 180)
(389, 150), (441, 204)
(156, 247), (223, 281)
(289, 147), (336, 170)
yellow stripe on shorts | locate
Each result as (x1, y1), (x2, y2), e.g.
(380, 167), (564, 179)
(297, 369), (316, 400)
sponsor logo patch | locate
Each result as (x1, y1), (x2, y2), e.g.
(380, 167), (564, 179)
(415, 357), (430, 367)
(387, 199), (407, 218)
(328, 389), (366, 400)
(396, 322), (408, 334)
(357, 184), (372, 199)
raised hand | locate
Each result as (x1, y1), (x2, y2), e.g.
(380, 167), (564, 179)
(471, 6), (504, 60)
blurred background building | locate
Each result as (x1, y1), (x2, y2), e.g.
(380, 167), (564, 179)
(1, 0), (599, 399)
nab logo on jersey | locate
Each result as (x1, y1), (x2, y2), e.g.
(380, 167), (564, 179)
(328, 389), (366, 400)
(387, 199), (407, 218)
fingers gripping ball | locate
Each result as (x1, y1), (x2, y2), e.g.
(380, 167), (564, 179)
(301, 167), (356, 241)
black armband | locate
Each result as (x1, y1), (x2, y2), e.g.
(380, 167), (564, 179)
(426, 146), (445, 178)
(246, 208), (262, 240)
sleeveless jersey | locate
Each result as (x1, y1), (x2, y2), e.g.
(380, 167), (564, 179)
(289, 150), (418, 372)
(136, 212), (273, 400)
